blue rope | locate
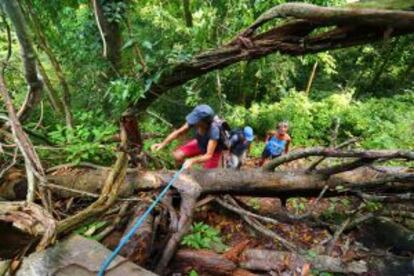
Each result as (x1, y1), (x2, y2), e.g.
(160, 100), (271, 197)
(98, 166), (186, 276)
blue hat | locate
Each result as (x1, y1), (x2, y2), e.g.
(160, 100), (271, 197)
(243, 126), (254, 142)
(186, 104), (215, 125)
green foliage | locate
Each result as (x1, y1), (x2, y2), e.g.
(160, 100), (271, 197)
(102, 1), (127, 24)
(181, 222), (226, 252)
(46, 111), (117, 165)
(74, 220), (108, 240)
(288, 198), (307, 214)
(248, 198), (261, 210)
(2, 0), (413, 169)
(188, 269), (199, 276)
(362, 200), (383, 212)
(310, 270), (334, 276)
(226, 90), (414, 149)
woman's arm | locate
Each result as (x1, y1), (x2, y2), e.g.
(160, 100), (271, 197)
(151, 123), (190, 151)
(184, 139), (218, 168)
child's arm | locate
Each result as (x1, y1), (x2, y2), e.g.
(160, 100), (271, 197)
(265, 130), (276, 142)
(284, 138), (291, 154)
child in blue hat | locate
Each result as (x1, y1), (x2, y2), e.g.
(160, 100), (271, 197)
(226, 126), (254, 169)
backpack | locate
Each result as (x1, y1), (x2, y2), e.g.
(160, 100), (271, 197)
(213, 116), (232, 149)
(265, 136), (286, 156)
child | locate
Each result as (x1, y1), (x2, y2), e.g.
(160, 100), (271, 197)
(226, 126), (254, 170)
(258, 121), (291, 166)
(151, 104), (224, 169)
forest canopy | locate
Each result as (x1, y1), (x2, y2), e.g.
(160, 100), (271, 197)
(0, 0), (413, 275)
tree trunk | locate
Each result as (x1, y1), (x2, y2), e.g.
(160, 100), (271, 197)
(25, 0), (74, 129)
(182, 0), (193, 28)
(2, 165), (412, 201)
(92, 0), (123, 74)
(119, 203), (154, 266)
(1, 0), (43, 122)
(305, 61), (318, 95)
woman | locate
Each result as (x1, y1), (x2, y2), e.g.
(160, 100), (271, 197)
(151, 104), (223, 169)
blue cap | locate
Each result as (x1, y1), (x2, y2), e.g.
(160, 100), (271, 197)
(186, 104), (215, 125)
(243, 126), (254, 142)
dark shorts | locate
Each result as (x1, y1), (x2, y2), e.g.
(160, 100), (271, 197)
(261, 148), (281, 159)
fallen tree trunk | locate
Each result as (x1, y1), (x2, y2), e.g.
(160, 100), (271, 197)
(1, 149), (412, 273)
(240, 249), (368, 274)
(120, 202), (154, 266)
(1, 166), (412, 201)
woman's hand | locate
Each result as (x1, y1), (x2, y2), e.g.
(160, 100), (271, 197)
(151, 143), (164, 152)
(183, 159), (194, 169)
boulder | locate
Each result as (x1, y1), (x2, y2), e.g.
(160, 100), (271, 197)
(16, 235), (157, 276)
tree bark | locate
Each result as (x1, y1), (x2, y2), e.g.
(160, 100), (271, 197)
(1, 0), (43, 122)
(182, 0), (193, 28)
(173, 249), (237, 275)
(263, 148), (414, 171)
(240, 249), (367, 274)
(0, 201), (56, 251)
(119, 203), (154, 266)
(244, 3), (414, 34)
(2, 165), (412, 201)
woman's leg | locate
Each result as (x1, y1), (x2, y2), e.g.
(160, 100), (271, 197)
(203, 151), (222, 169)
(173, 139), (201, 167)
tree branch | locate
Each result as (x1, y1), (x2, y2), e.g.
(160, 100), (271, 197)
(306, 138), (359, 172)
(263, 148), (414, 171)
(132, 4), (414, 113)
(244, 3), (414, 36)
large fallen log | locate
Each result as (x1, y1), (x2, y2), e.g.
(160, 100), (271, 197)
(120, 202), (154, 266)
(240, 249), (368, 274)
(1, 165), (411, 201)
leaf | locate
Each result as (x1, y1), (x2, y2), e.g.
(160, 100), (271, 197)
(122, 38), (136, 51)
(142, 40), (152, 50)
(189, 269), (199, 276)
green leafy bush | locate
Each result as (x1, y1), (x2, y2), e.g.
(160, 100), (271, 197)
(45, 111), (117, 165)
(226, 90), (414, 150)
(181, 222), (226, 251)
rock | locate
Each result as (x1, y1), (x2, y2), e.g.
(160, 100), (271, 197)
(16, 235), (157, 276)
